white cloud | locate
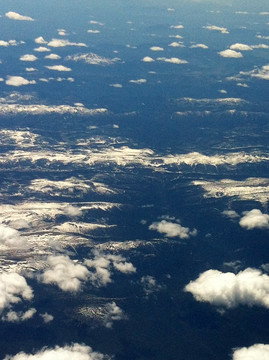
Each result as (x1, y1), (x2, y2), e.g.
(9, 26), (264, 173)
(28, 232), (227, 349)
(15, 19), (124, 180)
(169, 35), (183, 39)
(47, 38), (87, 48)
(40, 312), (54, 323)
(149, 219), (197, 239)
(0, 41), (9, 47)
(232, 344), (269, 360)
(102, 302), (125, 328)
(5, 11), (34, 21)
(6, 76), (36, 86)
(251, 44), (269, 49)
(35, 36), (47, 44)
(109, 83), (123, 88)
(168, 41), (182, 47)
(87, 30), (100, 34)
(157, 57), (188, 64)
(239, 209), (269, 230)
(89, 20), (104, 26)
(129, 79), (147, 84)
(185, 268), (269, 309)
(0, 224), (27, 248)
(170, 24), (184, 29)
(40, 255), (89, 292)
(150, 46), (164, 51)
(142, 56), (155, 62)
(2, 308), (36, 322)
(222, 210), (239, 219)
(203, 25), (229, 34)
(0, 40), (23, 47)
(45, 65), (71, 72)
(45, 53), (61, 60)
(26, 67), (37, 72)
(0, 272), (33, 313)
(219, 49), (243, 58)
(34, 46), (50, 52)
(58, 29), (67, 36)
(190, 43), (208, 49)
(63, 205), (82, 217)
(239, 64), (269, 80)
(20, 54), (38, 62)
(3, 343), (110, 360)
(230, 43), (253, 51)
(141, 275), (163, 295)
(84, 251), (136, 287)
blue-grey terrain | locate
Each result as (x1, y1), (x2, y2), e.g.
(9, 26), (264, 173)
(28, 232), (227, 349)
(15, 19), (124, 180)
(0, 0), (268, 359)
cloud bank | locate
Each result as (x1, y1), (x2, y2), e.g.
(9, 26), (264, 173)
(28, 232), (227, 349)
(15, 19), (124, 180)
(239, 209), (269, 230)
(3, 343), (110, 360)
(185, 268), (269, 309)
(232, 344), (269, 360)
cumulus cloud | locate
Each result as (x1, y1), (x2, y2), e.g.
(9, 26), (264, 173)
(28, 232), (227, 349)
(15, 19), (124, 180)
(150, 46), (164, 51)
(26, 67), (37, 72)
(109, 83), (122, 88)
(168, 42), (182, 47)
(230, 43), (253, 51)
(35, 36), (47, 44)
(5, 11), (34, 21)
(87, 30), (100, 34)
(84, 251), (136, 287)
(149, 219), (197, 239)
(47, 38), (87, 48)
(89, 20), (104, 26)
(34, 46), (50, 52)
(203, 25), (229, 34)
(20, 54), (38, 62)
(3, 343), (110, 360)
(237, 64), (269, 80)
(190, 43), (208, 49)
(222, 210), (239, 219)
(157, 57), (188, 64)
(40, 312), (54, 323)
(45, 53), (61, 60)
(40, 255), (90, 292)
(5, 76), (36, 86)
(45, 65), (71, 72)
(2, 308), (36, 322)
(239, 209), (269, 230)
(0, 272), (33, 313)
(185, 268), (269, 309)
(232, 344), (269, 360)
(141, 56), (155, 62)
(219, 49), (243, 58)
(0, 40), (22, 47)
(0, 224), (27, 248)
(129, 79), (147, 84)
(170, 24), (184, 29)
(102, 302), (125, 328)
(141, 275), (163, 295)
(63, 205), (82, 217)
